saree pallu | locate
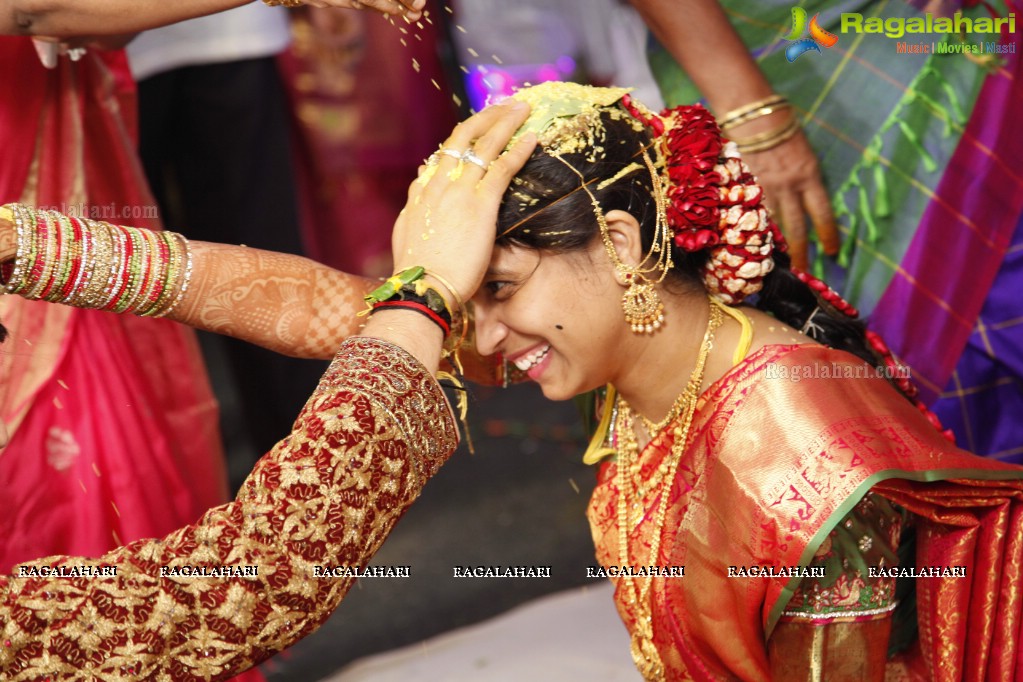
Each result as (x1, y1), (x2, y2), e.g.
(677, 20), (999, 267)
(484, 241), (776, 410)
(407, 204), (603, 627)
(588, 343), (1023, 680)
(651, 0), (1023, 461)
(0, 39), (225, 569)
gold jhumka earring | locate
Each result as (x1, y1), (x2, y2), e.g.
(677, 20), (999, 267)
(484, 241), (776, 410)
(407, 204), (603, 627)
(620, 270), (664, 333)
(583, 150), (674, 336)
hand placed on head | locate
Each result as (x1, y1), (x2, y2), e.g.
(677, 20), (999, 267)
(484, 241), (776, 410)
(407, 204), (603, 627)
(390, 100), (536, 309)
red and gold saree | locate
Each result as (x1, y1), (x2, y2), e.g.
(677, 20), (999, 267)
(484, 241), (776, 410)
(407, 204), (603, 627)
(589, 343), (1023, 680)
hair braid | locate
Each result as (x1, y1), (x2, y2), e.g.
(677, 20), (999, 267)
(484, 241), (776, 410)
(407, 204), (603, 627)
(756, 253), (954, 441)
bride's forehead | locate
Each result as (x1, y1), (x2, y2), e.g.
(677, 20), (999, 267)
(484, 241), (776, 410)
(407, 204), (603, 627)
(488, 242), (594, 277)
(489, 243), (540, 269)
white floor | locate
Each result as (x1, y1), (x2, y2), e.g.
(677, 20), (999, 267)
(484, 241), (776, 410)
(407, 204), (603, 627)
(323, 582), (643, 682)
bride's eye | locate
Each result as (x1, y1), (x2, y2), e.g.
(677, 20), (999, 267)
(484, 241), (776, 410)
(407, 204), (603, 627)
(484, 280), (516, 300)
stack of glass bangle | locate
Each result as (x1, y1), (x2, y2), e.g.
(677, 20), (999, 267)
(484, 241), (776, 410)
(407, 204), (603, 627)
(1, 203), (193, 318)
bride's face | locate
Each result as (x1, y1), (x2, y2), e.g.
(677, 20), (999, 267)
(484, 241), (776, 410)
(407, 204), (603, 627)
(472, 239), (627, 401)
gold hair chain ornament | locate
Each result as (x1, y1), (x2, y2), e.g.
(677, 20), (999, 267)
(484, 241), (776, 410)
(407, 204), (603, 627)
(620, 151), (674, 335)
(509, 82), (684, 335)
(502, 81), (777, 307)
(551, 143), (675, 336)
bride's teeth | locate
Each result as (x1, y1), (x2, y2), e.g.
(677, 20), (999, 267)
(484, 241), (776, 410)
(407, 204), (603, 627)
(513, 345), (550, 371)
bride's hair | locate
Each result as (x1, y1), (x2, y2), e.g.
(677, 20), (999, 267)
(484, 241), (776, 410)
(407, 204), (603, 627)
(496, 109), (921, 408)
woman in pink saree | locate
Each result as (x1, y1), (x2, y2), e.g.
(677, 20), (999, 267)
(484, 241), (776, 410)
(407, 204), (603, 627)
(0, 0), (427, 571)
(0, 37), (226, 569)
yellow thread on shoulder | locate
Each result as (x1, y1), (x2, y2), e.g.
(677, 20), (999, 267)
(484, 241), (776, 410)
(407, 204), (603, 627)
(712, 298), (753, 365)
(582, 384), (618, 465)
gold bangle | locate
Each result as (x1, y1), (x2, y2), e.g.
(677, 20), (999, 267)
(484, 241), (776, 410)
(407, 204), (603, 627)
(262, 0), (304, 6)
(423, 270), (468, 350)
(734, 118), (802, 154)
(718, 95), (788, 130)
(157, 232), (193, 318)
(422, 270), (464, 317)
(720, 101), (792, 132)
(729, 115), (797, 147)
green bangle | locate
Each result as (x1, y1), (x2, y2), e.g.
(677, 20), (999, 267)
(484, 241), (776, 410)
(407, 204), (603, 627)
(363, 266), (426, 307)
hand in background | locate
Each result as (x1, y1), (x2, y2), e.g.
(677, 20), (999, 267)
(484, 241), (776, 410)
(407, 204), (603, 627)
(630, 0), (842, 270)
(744, 129), (840, 270)
(304, 0), (426, 21)
(305, 4), (363, 54)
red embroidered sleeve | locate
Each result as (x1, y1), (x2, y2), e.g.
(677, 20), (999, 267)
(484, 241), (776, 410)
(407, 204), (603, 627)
(0, 337), (457, 681)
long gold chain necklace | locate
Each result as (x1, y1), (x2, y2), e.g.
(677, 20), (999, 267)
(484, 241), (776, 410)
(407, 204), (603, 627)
(613, 299), (724, 679)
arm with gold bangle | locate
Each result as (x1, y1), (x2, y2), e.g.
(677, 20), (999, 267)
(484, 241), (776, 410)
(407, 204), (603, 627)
(628, 0), (840, 270)
(0, 204), (372, 360)
(1, 0), (424, 38)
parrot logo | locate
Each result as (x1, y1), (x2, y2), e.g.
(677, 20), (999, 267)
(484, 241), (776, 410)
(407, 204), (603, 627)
(785, 7), (839, 61)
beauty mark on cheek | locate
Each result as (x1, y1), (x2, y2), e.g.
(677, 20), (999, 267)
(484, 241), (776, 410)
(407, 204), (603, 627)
(556, 324), (564, 330)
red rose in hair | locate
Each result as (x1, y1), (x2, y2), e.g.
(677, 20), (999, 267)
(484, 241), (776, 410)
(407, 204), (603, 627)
(668, 181), (720, 229)
(666, 129), (718, 164)
(661, 105), (725, 244)
(621, 100), (777, 303)
(673, 228), (720, 252)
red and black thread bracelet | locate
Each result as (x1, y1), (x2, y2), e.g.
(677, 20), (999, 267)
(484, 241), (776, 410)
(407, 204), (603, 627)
(369, 281), (454, 338)
(371, 298), (451, 337)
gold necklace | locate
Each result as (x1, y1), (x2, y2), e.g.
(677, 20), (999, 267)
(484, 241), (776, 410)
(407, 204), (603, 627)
(613, 299), (724, 679)
(637, 300), (731, 436)
(638, 397), (686, 439)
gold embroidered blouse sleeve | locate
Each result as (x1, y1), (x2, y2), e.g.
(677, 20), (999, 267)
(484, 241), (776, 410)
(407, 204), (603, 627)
(0, 336), (457, 681)
(767, 491), (905, 680)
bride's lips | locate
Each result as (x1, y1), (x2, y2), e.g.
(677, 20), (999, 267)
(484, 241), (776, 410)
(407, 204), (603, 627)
(507, 343), (553, 380)
(524, 347), (553, 381)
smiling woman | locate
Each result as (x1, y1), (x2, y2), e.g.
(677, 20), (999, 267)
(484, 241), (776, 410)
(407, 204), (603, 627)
(464, 81), (1023, 680)
(3, 80), (1023, 680)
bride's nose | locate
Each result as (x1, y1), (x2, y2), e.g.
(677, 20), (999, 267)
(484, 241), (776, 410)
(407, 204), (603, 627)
(472, 301), (508, 357)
